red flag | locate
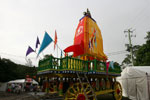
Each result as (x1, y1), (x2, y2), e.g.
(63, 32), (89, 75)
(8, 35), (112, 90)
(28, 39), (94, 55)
(54, 30), (57, 50)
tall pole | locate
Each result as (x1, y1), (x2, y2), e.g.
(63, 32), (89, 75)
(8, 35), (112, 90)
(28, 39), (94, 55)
(124, 29), (134, 66)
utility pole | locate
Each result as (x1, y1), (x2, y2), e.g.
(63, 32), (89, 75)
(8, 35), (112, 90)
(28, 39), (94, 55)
(124, 28), (135, 66)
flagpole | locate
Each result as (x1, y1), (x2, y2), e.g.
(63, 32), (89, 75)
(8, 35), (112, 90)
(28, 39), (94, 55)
(53, 30), (65, 57)
(25, 57), (28, 64)
(35, 47), (43, 59)
(42, 52), (45, 57)
(57, 44), (58, 58)
(34, 52), (42, 59)
(56, 43), (65, 55)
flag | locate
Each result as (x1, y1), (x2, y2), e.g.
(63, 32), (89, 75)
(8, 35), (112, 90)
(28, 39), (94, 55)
(36, 36), (40, 49)
(37, 32), (53, 57)
(26, 46), (35, 56)
(54, 30), (57, 50)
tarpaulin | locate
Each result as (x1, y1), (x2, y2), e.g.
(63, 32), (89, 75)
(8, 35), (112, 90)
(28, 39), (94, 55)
(117, 66), (150, 100)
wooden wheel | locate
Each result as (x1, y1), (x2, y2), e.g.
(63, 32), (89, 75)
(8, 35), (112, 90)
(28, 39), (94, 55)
(65, 83), (95, 100)
(113, 82), (122, 100)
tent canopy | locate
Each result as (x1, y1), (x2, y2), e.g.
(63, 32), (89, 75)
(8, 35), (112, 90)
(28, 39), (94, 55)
(118, 66), (150, 100)
(132, 66), (150, 74)
(121, 66), (150, 79)
(8, 79), (38, 85)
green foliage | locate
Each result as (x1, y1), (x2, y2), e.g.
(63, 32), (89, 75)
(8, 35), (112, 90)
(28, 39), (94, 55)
(122, 45), (140, 66)
(134, 44), (150, 65)
(122, 31), (150, 66)
(122, 54), (131, 65)
(0, 57), (37, 82)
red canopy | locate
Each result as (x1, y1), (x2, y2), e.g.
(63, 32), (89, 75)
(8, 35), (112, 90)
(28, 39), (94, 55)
(64, 41), (84, 57)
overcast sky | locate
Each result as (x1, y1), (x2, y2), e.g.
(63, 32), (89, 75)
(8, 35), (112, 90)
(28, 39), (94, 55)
(0, 0), (150, 66)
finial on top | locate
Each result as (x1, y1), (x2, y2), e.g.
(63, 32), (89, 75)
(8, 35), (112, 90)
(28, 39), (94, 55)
(83, 8), (91, 17)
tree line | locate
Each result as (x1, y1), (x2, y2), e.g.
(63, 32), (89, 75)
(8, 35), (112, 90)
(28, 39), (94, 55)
(0, 58), (37, 82)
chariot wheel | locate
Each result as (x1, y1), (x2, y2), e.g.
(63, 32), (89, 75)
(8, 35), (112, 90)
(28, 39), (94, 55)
(113, 82), (122, 100)
(65, 83), (95, 100)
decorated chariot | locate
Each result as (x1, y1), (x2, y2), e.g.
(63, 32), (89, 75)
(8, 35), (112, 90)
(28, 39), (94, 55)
(37, 9), (122, 100)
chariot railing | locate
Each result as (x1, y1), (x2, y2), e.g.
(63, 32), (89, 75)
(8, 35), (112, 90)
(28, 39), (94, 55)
(38, 55), (121, 74)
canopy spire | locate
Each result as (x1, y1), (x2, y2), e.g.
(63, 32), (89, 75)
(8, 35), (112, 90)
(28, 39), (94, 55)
(83, 8), (91, 17)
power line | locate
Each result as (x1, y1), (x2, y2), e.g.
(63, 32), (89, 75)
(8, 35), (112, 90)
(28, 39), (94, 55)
(126, 2), (149, 29)
(106, 50), (128, 56)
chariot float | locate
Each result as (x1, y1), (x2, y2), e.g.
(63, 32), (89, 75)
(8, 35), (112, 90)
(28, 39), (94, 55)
(37, 9), (122, 100)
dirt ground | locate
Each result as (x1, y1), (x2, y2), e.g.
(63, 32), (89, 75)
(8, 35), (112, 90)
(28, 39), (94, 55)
(0, 92), (130, 100)
(0, 92), (38, 100)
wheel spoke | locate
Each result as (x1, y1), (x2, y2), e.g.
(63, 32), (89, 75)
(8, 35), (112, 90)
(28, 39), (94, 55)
(71, 87), (77, 94)
(77, 84), (80, 92)
(68, 91), (76, 97)
(87, 94), (94, 98)
(81, 86), (84, 93)
(86, 90), (92, 94)
(84, 84), (89, 92)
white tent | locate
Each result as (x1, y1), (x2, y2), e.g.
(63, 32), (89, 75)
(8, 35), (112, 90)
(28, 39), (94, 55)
(117, 66), (150, 100)
(8, 79), (38, 84)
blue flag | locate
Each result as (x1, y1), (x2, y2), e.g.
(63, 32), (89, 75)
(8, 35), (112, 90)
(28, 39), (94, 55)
(37, 32), (53, 57)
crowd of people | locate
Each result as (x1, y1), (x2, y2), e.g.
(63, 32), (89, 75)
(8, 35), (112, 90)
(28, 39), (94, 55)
(7, 83), (22, 94)
(7, 83), (38, 94)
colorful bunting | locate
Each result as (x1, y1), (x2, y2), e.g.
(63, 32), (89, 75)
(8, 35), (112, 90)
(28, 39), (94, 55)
(37, 32), (53, 57)
(26, 46), (35, 56)
(109, 61), (114, 69)
(106, 62), (110, 74)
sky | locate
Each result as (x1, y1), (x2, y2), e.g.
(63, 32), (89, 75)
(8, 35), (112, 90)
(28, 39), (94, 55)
(0, 0), (150, 66)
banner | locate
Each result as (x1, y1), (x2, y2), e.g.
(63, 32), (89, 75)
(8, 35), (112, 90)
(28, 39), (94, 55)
(85, 17), (107, 60)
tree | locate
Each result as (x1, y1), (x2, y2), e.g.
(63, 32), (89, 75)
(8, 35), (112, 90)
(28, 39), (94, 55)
(122, 31), (150, 66)
(144, 31), (150, 42)
(134, 32), (150, 66)
(121, 45), (140, 66)
(0, 58), (37, 82)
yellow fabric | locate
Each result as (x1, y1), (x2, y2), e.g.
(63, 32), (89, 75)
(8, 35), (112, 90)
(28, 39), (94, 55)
(84, 17), (107, 60)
